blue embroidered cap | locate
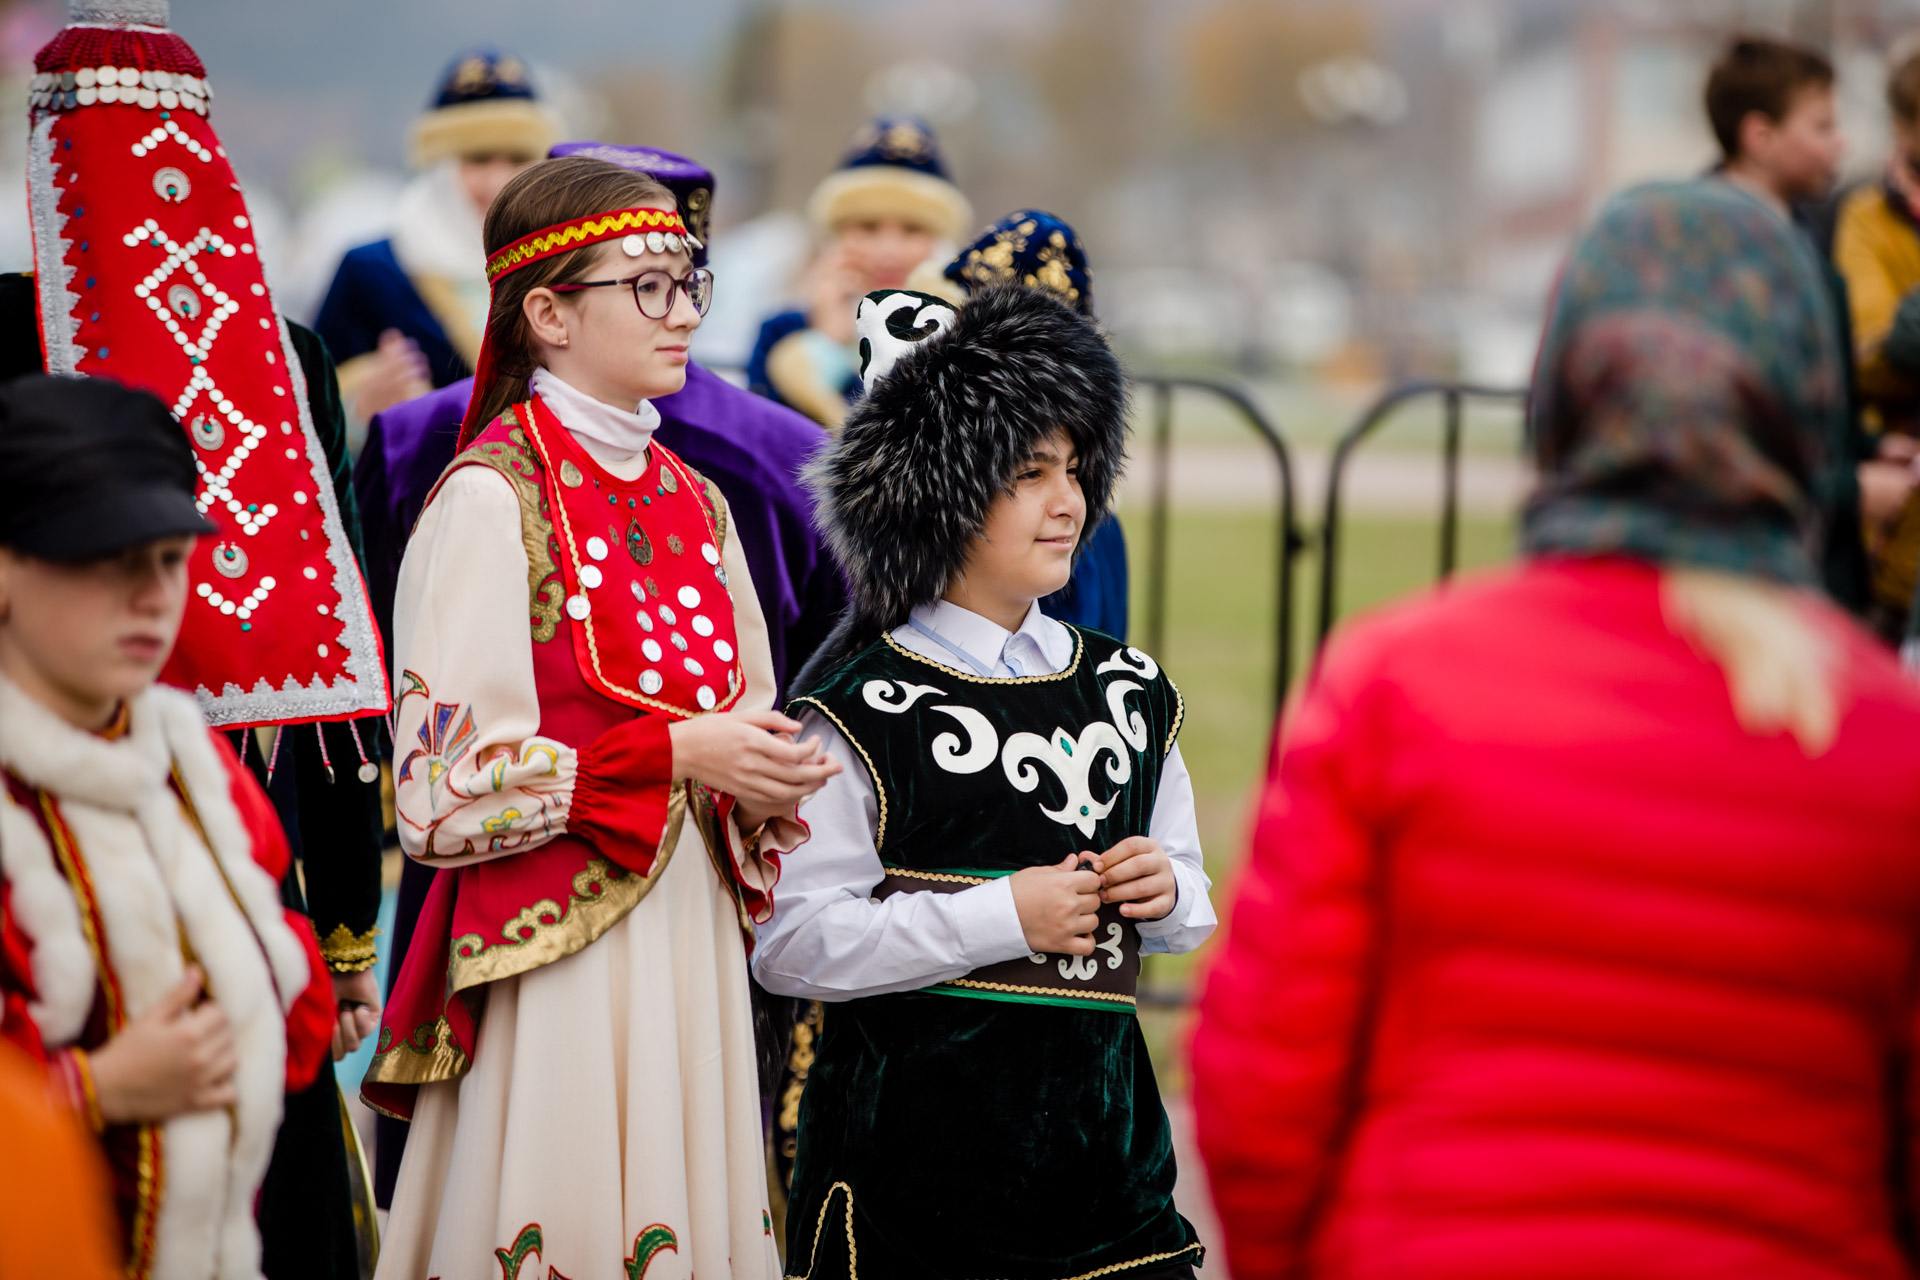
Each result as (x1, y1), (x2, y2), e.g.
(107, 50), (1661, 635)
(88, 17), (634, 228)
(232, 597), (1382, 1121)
(431, 46), (536, 108)
(411, 46), (558, 168)
(840, 116), (951, 179)
(808, 116), (971, 241)
(945, 210), (1093, 317)
(547, 142), (715, 266)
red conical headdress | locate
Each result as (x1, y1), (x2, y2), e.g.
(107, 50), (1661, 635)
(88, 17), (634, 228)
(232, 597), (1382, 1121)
(28, 1), (388, 729)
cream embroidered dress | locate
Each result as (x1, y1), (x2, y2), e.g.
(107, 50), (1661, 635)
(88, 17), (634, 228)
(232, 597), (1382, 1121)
(374, 370), (782, 1279)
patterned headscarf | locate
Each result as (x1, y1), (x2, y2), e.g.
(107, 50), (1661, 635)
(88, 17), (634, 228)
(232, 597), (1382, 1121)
(1524, 179), (1846, 584)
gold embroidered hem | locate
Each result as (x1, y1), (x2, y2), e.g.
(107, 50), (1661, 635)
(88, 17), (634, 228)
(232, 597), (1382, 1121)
(317, 922), (381, 972)
(362, 1013), (473, 1115)
(445, 783), (688, 997)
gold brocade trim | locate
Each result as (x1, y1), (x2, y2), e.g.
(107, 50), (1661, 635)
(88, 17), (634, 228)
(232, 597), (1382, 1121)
(939, 977), (1136, 1006)
(884, 867), (987, 885)
(784, 1179), (1203, 1280)
(317, 923), (381, 972)
(1164, 678), (1185, 758)
(449, 415), (563, 643)
(777, 1001), (824, 1138)
(486, 208), (693, 281)
(786, 697), (888, 850)
(785, 1181), (859, 1280)
(361, 1013), (471, 1101)
(684, 785), (756, 940)
(445, 783), (687, 996)
(881, 628), (1085, 684)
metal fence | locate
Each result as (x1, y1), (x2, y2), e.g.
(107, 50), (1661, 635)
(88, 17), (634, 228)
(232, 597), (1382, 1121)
(1314, 381), (1528, 654)
(1131, 374), (1306, 710)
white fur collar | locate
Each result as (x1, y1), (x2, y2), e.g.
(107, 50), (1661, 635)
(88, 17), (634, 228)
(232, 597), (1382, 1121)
(0, 669), (173, 811)
(389, 160), (486, 283)
(0, 671), (313, 1279)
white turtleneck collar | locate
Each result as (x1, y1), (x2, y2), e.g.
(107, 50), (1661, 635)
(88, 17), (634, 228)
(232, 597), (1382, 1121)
(531, 367), (660, 477)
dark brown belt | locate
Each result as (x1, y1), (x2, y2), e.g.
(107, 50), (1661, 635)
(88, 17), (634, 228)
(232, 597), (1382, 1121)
(874, 866), (1141, 1012)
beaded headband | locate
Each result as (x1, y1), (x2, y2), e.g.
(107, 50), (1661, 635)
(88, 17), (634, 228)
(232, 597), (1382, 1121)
(484, 207), (702, 284)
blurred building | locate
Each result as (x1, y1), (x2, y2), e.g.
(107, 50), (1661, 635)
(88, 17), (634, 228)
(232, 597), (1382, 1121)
(3, 0), (1919, 384)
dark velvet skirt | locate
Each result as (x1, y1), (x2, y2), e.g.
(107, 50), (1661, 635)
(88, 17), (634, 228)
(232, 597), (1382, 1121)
(785, 992), (1201, 1279)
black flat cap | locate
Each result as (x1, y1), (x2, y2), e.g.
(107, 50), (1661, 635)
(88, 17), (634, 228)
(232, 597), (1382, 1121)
(0, 374), (217, 561)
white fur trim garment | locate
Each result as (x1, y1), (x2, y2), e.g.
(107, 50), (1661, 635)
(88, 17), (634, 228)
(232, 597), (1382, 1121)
(0, 672), (308, 1280)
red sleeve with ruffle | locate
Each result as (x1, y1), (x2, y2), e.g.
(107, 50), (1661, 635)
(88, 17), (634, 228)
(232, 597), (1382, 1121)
(210, 732), (334, 1092)
(569, 714), (677, 876)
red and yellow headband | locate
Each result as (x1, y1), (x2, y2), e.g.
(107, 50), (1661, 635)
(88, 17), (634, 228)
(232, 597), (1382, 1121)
(484, 207), (703, 284)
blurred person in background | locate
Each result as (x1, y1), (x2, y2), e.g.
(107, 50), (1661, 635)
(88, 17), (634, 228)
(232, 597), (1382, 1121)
(363, 156), (831, 1278)
(0, 374), (335, 1280)
(352, 141), (847, 1214)
(1192, 179), (1920, 1279)
(5, 5), (392, 1275)
(315, 47), (557, 435)
(1834, 40), (1920, 650)
(1708, 35), (1906, 628)
(745, 116), (970, 428)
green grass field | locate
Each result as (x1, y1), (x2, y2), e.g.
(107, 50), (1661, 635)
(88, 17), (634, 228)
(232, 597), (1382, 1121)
(1120, 505), (1517, 1074)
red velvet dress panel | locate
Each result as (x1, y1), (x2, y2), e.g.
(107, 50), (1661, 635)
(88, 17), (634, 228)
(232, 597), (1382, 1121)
(1192, 557), (1920, 1280)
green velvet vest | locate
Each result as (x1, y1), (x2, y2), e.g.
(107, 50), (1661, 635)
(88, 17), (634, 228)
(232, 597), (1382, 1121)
(784, 627), (1203, 1279)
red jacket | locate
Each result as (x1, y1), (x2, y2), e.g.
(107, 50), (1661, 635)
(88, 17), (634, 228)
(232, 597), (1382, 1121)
(1192, 558), (1920, 1279)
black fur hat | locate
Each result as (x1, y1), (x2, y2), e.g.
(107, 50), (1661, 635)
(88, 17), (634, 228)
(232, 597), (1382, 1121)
(795, 283), (1129, 693)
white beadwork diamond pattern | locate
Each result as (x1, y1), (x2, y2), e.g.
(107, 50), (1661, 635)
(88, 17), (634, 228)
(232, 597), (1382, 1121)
(121, 188), (288, 627)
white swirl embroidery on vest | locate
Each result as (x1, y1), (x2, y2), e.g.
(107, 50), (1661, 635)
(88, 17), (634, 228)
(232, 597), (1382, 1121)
(862, 679), (946, 713)
(1096, 922), (1125, 969)
(1058, 954), (1100, 981)
(1095, 647), (1160, 682)
(930, 705), (999, 774)
(1001, 721), (1132, 836)
(1105, 679), (1147, 751)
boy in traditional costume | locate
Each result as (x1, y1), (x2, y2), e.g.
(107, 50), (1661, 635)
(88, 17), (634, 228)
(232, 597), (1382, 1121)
(0, 373), (336, 1280)
(757, 286), (1214, 1278)
(316, 46), (558, 430)
(8, 5), (392, 1274)
(746, 116), (971, 428)
(366, 155), (836, 1279)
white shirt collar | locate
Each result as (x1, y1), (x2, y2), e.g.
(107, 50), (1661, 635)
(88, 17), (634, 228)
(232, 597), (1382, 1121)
(899, 599), (1074, 677)
(531, 367), (660, 465)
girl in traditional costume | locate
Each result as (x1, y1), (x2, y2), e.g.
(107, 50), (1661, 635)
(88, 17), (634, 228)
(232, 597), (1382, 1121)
(366, 156), (834, 1279)
(0, 374), (335, 1280)
(757, 286), (1214, 1278)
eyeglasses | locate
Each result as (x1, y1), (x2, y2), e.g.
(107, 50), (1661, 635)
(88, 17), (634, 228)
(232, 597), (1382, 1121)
(549, 267), (714, 320)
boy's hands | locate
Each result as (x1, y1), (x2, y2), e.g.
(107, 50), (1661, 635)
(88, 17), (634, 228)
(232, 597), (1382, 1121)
(91, 967), (238, 1123)
(1010, 853), (1103, 956)
(1094, 836), (1178, 923)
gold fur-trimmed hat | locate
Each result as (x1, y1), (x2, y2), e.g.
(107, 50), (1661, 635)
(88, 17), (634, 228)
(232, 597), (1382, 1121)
(408, 46), (560, 169)
(806, 115), (972, 241)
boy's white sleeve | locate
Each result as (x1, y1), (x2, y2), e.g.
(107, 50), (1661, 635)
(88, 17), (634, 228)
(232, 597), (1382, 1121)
(751, 708), (1033, 1001)
(1136, 743), (1217, 955)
